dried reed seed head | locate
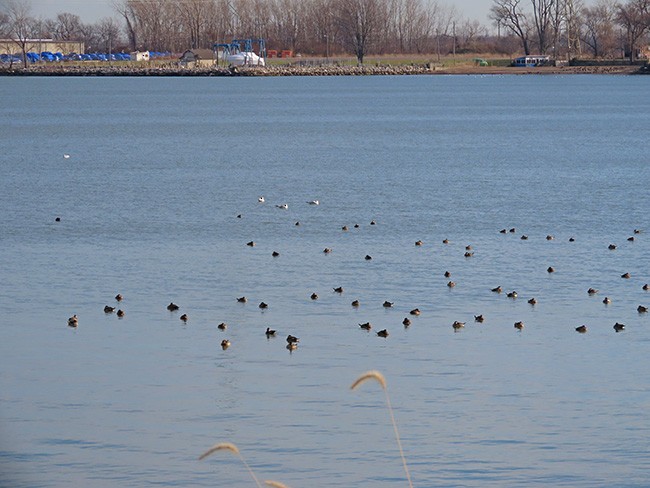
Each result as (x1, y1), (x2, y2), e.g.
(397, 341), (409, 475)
(265, 481), (292, 488)
(198, 442), (240, 460)
(350, 370), (387, 390)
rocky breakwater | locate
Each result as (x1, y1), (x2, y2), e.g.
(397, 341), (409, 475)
(1, 62), (645, 76)
(234, 63), (437, 76)
(0, 62), (437, 77)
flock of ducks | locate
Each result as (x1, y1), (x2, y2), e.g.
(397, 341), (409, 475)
(65, 198), (648, 347)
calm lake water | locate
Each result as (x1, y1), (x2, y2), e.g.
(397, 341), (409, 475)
(1, 74), (649, 487)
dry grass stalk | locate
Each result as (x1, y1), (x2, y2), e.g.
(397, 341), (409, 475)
(198, 442), (240, 459)
(199, 441), (262, 488)
(350, 370), (386, 390)
(350, 370), (413, 488)
(264, 481), (291, 488)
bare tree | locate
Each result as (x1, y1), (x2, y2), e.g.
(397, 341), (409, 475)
(457, 18), (488, 52)
(268, 0), (305, 52)
(2, 0), (36, 67)
(563, 0), (583, 58)
(531, 0), (555, 53)
(113, 0), (137, 51)
(491, 0), (531, 54)
(175, 0), (218, 49)
(615, 0), (650, 62)
(408, 0), (435, 53)
(432, 3), (457, 59)
(336, 0), (387, 64)
(305, 0), (338, 56)
(51, 12), (83, 40)
(581, 0), (616, 57)
(97, 17), (121, 53)
(386, 0), (434, 53)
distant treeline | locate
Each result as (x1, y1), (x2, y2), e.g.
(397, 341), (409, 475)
(2, 0), (649, 64)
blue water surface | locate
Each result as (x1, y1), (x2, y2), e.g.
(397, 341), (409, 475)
(1, 74), (649, 487)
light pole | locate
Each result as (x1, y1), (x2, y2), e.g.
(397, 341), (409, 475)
(452, 22), (456, 65)
(325, 33), (329, 62)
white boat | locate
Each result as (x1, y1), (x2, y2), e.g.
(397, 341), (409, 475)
(226, 51), (265, 67)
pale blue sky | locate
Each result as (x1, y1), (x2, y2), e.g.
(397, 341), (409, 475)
(29, 0), (495, 27)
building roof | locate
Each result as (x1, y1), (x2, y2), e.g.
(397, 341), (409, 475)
(180, 49), (215, 60)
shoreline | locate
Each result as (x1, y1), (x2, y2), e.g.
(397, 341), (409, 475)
(1, 63), (647, 77)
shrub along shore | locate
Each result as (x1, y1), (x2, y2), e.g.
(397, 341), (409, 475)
(0, 62), (647, 76)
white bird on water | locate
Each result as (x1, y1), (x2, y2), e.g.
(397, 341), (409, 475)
(258, 196), (265, 203)
(276, 203), (288, 209)
(63, 154), (70, 159)
(307, 200), (320, 205)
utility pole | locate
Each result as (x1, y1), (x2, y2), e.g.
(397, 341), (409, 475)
(452, 22), (456, 65)
(325, 33), (329, 61)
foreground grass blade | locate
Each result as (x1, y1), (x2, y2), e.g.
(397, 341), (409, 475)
(199, 441), (262, 488)
(351, 370), (413, 488)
